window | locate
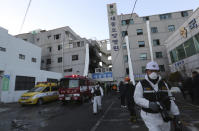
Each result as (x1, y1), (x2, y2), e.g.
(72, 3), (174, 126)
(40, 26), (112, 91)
(155, 52), (163, 58)
(0, 47), (6, 52)
(58, 57), (62, 63)
(47, 78), (58, 83)
(41, 60), (44, 63)
(54, 34), (61, 40)
(51, 86), (58, 91)
(32, 58), (37, 63)
(121, 20), (126, 26)
(194, 33), (199, 52)
(126, 68), (129, 75)
(48, 47), (52, 52)
(159, 13), (171, 20)
(170, 49), (178, 63)
(168, 25), (175, 32)
(129, 19), (134, 24)
(143, 17), (149, 21)
(159, 65), (165, 72)
(122, 31), (128, 37)
(43, 87), (50, 92)
(176, 44), (186, 60)
(140, 53), (147, 60)
(153, 39), (160, 46)
(19, 54), (25, 60)
(72, 55), (78, 61)
(138, 41), (145, 47)
(23, 39), (27, 41)
(47, 35), (51, 39)
(181, 11), (188, 17)
(64, 68), (73, 72)
(122, 43), (127, 49)
(108, 56), (112, 60)
(124, 55), (128, 63)
(81, 41), (84, 47)
(110, 4), (113, 8)
(58, 45), (62, 50)
(47, 59), (51, 64)
(36, 38), (40, 42)
(15, 76), (35, 90)
(151, 27), (158, 33)
(77, 42), (81, 47)
(141, 66), (146, 73)
(137, 29), (143, 35)
(121, 19), (134, 26)
(184, 38), (196, 57)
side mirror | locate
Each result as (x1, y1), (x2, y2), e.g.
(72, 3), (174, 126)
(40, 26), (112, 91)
(170, 87), (181, 93)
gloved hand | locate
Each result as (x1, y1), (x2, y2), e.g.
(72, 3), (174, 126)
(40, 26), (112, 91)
(174, 115), (183, 131)
(149, 102), (160, 112)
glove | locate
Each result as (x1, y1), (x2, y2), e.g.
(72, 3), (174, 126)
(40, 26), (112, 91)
(174, 115), (183, 131)
(149, 102), (160, 112)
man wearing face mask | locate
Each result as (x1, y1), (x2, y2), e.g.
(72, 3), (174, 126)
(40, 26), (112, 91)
(134, 61), (181, 131)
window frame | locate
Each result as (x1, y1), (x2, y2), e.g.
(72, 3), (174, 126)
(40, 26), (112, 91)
(72, 55), (79, 61)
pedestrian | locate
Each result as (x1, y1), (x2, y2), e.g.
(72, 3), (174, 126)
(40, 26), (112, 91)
(134, 61), (182, 131)
(91, 82), (104, 115)
(192, 71), (199, 105)
(119, 81), (127, 108)
(182, 77), (193, 102)
(124, 77), (136, 122)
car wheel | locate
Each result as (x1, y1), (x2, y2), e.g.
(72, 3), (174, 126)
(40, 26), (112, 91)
(37, 98), (44, 105)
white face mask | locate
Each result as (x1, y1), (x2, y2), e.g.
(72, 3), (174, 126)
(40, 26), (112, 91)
(149, 72), (158, 79)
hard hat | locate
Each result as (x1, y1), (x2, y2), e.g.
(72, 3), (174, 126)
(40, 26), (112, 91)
(146, 61), (159, 71)
(125, 77), (130, 82)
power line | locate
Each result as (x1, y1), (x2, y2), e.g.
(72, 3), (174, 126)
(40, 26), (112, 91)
(19, 0), (32, 33)
(112, 0), (138, 65)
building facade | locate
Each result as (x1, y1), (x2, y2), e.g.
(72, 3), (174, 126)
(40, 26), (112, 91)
(107, 3), (193, 82)
(166, 8), (199, 77)
(16, 26), (100, 76)
(0, 27), (62, 103)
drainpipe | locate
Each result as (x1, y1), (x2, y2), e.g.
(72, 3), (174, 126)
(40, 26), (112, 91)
(125, 36), (135, 85)
(83, 43), (89, 77)
(146, 21), (154, 61)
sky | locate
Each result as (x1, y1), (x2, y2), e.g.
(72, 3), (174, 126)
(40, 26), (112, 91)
(0, 0), (199, 40)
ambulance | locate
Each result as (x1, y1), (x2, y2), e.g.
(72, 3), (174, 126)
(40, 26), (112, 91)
(19, 82), (59, 106)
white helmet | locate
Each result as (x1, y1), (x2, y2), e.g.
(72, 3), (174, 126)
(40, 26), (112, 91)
(146, 61), (159, 71)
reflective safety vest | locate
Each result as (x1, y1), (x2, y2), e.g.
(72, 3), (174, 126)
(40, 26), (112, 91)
(140, 79), (171, 113)
(93, 86), (101, 96)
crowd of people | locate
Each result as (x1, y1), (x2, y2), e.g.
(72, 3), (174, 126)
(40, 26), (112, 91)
(91, 61), (186, 131)
(181, 71), (199, 105)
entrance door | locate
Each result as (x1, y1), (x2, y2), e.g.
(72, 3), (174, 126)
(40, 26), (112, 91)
(0, 71), (4, 101)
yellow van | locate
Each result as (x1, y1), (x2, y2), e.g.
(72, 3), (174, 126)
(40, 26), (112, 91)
(19, 82), (58, 106)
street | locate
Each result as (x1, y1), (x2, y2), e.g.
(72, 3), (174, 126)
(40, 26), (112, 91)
(0, 94), (199, 131)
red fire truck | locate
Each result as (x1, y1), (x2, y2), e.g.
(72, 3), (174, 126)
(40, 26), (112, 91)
(58, 75), (95, 103)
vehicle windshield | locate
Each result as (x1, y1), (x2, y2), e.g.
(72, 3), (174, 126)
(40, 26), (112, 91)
(28, 87), (45, 92)
(60, 79), (79, 88)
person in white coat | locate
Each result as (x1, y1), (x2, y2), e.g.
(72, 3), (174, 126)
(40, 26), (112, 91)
(91, 82), (104, 115)
(134, 61), (181, 131)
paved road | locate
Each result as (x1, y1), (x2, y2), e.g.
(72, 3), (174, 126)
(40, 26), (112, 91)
(0, 94), (199, 131)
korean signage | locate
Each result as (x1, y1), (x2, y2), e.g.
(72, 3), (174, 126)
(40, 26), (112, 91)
(2, 75), (10, 91)
(174, 60), (184, 67)
(92, 72), (113, 80)
(108, 4), (119, 51)
(189, 18), (198, 30)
